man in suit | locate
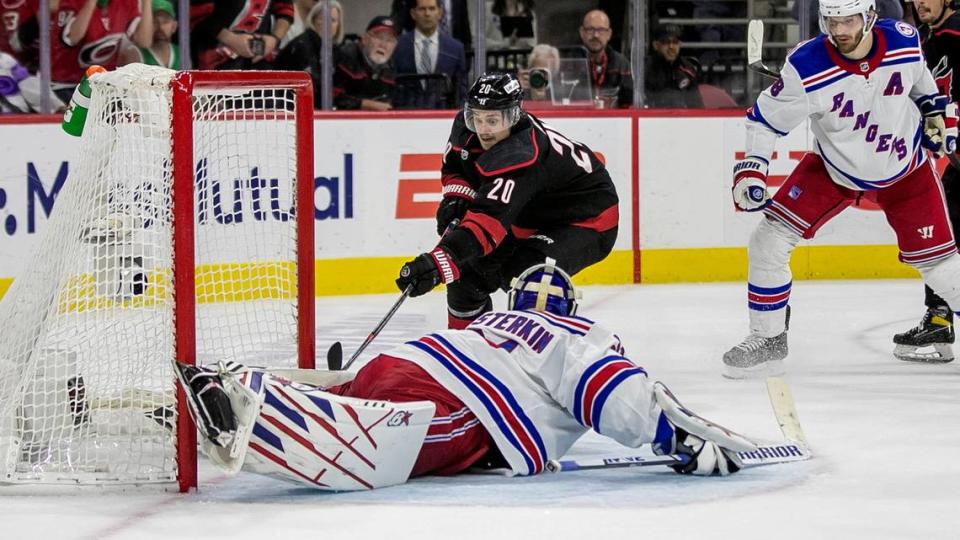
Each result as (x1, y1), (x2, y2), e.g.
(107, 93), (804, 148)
(393, 0), (469, 109)
(391, 0), (472, 50)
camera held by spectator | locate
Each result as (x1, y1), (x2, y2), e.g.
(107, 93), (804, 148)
(518, 43), (559, 101)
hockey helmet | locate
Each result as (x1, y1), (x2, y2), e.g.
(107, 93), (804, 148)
(508, 258), (582, 317)
(464, 72), (524, 133)
(818, 0), (877, 38)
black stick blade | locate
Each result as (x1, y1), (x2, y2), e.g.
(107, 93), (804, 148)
(327, 342), (343, 370)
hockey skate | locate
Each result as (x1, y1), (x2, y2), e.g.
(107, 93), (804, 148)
(723, 307), (790, 379)
(892, 306), (955, 363)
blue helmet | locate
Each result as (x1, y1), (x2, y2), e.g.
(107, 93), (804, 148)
(507, 258), (581, 316)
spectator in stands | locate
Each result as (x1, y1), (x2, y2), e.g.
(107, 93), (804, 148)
(0, 1), (38, 66)
(578, 9), (633, 108)
(281, 0), (318, 48)
(119, 0), (180, 69)
(793, 0), (903, 39)
(190, 0), (293, 70)
(333, 15), (397, 111)
(51, 0), (153, 102)
(644, 24), (703, 109)
(485, 0), (536, 49)
(0, 51), (65, 113)
(518, 43), (558, 101)
(392, 0), (471, 50)
(393, 0), (468, 108)
(275, 0), (343, 108)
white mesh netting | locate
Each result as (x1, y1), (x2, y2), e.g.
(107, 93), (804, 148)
(0, 65), (307, 485)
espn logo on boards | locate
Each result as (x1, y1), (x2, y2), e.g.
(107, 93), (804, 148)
(395, 153), (443, 219)
(394, 151), (607, 219)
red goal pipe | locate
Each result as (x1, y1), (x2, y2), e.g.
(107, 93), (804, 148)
(171, 71), (198, 493)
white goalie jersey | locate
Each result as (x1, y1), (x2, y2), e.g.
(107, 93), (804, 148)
(745, 19), (944, 190)
(395, 309), (666, 476)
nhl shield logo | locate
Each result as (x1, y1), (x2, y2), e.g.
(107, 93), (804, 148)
(859, 61), (869, 72)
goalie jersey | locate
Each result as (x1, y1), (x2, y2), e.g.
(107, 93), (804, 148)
(746, 19), (944, 190)
(396, 309), (663, 476)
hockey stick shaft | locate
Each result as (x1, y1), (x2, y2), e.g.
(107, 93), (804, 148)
(341, 285), (413, 371)
(547, 441), (810, 473)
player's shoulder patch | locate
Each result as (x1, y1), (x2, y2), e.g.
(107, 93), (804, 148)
(474, 126), (539, 177)
(895, 21), (916, 38)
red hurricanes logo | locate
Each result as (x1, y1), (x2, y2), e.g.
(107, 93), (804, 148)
(78, 32), (125, 67)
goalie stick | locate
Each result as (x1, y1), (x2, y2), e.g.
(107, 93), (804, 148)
(547, 376), (811, 473)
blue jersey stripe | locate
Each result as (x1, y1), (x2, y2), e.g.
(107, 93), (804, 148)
(590, 367), (646, 430)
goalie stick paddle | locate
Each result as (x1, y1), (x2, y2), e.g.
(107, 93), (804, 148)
(747, 19), (781, 79)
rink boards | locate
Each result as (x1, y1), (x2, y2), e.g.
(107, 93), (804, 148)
(0, 109), (942, 298)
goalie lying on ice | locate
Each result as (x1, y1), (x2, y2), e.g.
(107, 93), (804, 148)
(174, 260), (756, 491)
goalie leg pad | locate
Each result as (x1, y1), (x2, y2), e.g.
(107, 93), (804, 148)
(241, 371), (436, 491)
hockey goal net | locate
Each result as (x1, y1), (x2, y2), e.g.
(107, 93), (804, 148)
(0, 65), (315, 491)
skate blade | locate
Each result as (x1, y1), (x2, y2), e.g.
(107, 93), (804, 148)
(722, 359), (785, 379)
(893, 343), (954, 363)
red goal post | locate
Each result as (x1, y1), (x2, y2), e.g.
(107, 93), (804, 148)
(171, 71), (316, 491)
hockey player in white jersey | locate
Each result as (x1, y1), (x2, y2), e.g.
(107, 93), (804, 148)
(724, 0), (960, 378)
(173, 260), (755, 491)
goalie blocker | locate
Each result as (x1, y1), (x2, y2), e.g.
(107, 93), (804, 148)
(174, 260), (769, 491)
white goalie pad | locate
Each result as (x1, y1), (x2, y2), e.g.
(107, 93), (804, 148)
(205, 369), (435, 491)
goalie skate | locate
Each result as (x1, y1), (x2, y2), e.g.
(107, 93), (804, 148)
(892, 307), (955, 363)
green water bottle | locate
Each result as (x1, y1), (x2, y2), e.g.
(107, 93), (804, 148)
(62, 65), (106, 137)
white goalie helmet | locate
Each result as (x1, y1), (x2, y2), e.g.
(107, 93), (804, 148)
(818, 0), (878, 37)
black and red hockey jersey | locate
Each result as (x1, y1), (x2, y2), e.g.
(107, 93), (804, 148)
(920, 10), (960, 103)
(437, 111), (619, 267)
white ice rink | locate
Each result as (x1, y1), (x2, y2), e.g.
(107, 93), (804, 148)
(3, 279), (958, 539)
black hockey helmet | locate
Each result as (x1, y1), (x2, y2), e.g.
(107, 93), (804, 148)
(464, 72), (524, 132)
(508, 258), (581, 317)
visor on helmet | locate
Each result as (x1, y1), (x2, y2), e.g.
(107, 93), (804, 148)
(464, 104), (522, 133)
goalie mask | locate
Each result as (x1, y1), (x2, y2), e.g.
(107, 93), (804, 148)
(508, 258), (581, 317)
(464, 72), (523, 133)
(819, 0), (877, 45)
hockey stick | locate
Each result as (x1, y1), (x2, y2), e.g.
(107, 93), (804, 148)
(747, 20), (781, 79)
(326, 285), (412, 370)
(546, 441), (810, 473)
(547, 377), (811, 473)
(326, 219), (461, 370)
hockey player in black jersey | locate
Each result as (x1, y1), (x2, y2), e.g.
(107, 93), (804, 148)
(396, 72), (620, 328)
(893, 0), (960, 362)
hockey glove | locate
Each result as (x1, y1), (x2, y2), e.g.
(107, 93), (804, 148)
(396, 248), (460, 297)
(732, 156), (771, 212)
(923, 102), (959, 158)
(670, 430), (743, 476)
(436, 196), (470, 236)
(172, 363), (238, 448)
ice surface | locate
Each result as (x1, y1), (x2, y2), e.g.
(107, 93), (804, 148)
(3, 279), (958, 539)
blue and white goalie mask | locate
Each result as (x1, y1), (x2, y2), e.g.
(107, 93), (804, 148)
(508, 258), (581, 316)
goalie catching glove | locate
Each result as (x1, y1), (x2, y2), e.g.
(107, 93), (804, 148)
(396, 247), (460, 297)
(922, 102), (958, 158)
(732, 156), (771, 212)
